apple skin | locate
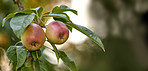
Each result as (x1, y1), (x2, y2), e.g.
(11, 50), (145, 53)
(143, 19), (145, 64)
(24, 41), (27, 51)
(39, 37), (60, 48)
(46, 21), (69, 44)
(21, 23), (45, 51)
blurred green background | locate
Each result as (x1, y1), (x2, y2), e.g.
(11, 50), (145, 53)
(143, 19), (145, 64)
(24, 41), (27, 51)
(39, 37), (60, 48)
(0, 0), (148, 71)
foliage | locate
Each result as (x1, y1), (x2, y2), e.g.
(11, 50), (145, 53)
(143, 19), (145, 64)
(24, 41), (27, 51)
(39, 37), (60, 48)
(3, 5), (105, 71)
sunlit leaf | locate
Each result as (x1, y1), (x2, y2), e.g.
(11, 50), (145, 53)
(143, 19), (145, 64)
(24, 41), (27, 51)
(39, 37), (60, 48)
(51, 5), (78, 15)
(59, 51), (78, 71)
(65, 22), (105, 52)
(43, 13), (69, 22)
(39, 46), (55, 71)
(31, 7), (43, 17)
(2, 13), (16, 27)
(37, 7), (43, 17)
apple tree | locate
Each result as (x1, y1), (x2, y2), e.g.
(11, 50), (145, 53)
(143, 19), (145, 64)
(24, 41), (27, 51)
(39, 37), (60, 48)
(2, 1), (105, 71)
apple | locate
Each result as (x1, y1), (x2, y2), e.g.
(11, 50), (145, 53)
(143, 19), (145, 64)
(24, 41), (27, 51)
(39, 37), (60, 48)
(46, 21), (69, 44)
(21, 23), (45, 51)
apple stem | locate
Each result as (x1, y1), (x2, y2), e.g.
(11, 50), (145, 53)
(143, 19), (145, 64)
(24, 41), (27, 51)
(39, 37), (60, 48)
(40, 25), (46, 28)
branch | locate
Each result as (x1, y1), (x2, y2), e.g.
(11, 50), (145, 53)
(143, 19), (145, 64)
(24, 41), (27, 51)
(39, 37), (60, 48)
(13, 0), (24, 11)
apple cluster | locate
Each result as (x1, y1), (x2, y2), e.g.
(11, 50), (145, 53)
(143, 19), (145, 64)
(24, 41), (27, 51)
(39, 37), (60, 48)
(21, 21), (69, 51)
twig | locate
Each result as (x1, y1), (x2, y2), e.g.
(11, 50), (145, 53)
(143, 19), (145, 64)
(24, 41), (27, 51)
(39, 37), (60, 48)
(13, 0), (24, 11)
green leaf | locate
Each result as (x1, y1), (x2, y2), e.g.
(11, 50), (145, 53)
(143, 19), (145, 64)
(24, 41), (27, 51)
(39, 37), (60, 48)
(20, 67), (33, 71)
(39, 57), (55, 71)
(24, 58), (32, 68)
(13, 62), (17, 71)
(40, 46), (46, 52)
(16, 46), (27, 69)
(31, 7), (43, 17)
(50, 43), (60, 62)
(39, 46), (55, 71)
(59, 51), (78, 71)
(31, 7), (42, 12)
(38, 50), (42, 58)
(2, 13), (16, 27)
(51, 6), (59, 13)
(60, 5), (69, 9)
(66, 25), (73, 32)
(6, 46), (17, 62)
(32, 51), (37, 61)
(10, 13), (35, 38)
(65, 22), (105, 52)
(43, 13), (69, 22)
(37, 7), (43, 17)
(34, 60), (40, 71)
(7, 46), (27, 70)
(32, 50), (42, 61)
(52, 5), (78, 15)
(2, 9), (35, 27)
(24, 58), (33, 71)
(60, 5), (78, 15)
(18, 9), (34, 14)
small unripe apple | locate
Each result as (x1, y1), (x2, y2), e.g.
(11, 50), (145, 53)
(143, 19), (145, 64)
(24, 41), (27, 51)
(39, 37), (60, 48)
(21, 23), (45, 51)
(46, 21), (69, 44)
